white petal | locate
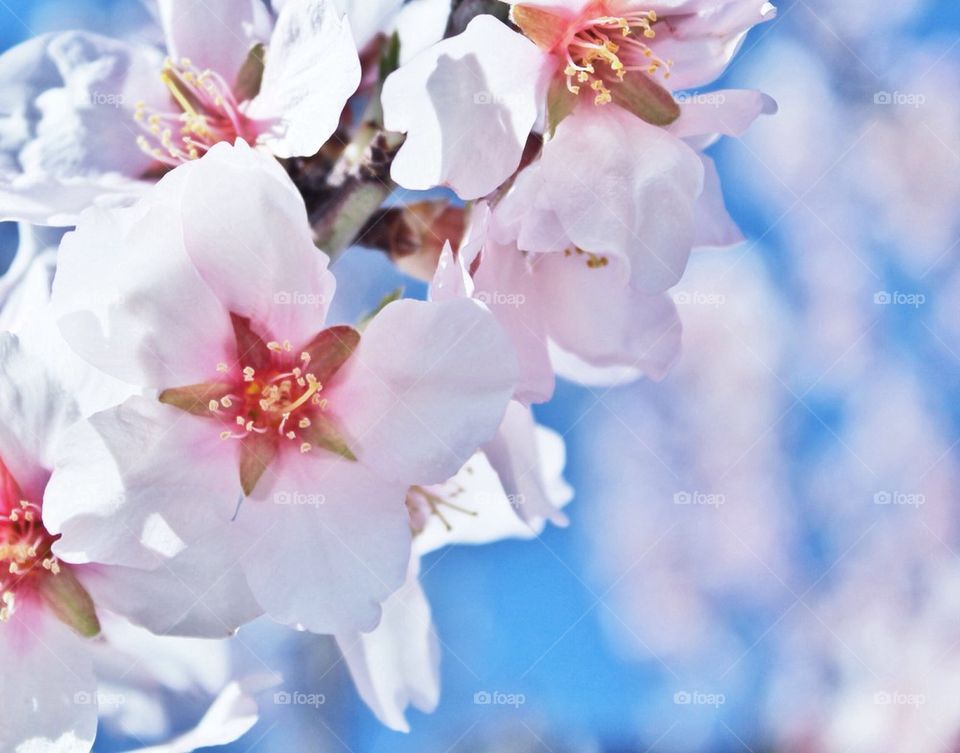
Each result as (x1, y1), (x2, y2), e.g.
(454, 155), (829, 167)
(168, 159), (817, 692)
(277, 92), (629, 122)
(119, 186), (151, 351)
(394, 0), (450, 65)
(237, 452), (412, 633)
(414, 439), (560, 555)
(0, 172), (149, 226)
(44, 397), (241, 569)
(79, 538), (262, 638)
(336, 558), (439, 732)
(333, 0), (405, 51)
(0, 332), (77, 501)
(382, 15), (548, 199)
(16, 299), (138, 420)
(250, 0), (361, 159)
(122, 676), (273, 753)
(0, 31), (162, 224)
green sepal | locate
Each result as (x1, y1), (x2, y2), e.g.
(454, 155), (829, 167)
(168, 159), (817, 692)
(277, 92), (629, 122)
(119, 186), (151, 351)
(159, 382), (233, 416)
(302, 414), (357, 461)
(234, 43), (267, 101)
(301, 326), (361, 384)
(608, 71), (681, 127)
(239, 433), (279, 497)
(37, 567), (101, 638)
(358, 288), (403, 331)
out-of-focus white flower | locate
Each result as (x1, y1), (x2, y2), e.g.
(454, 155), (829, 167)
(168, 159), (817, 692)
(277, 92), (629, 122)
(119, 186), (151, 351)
(0, 0), (360, 225)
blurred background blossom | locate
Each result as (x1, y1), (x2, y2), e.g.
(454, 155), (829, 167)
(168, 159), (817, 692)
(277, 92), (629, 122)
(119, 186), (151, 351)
(2, 0), (959, 750)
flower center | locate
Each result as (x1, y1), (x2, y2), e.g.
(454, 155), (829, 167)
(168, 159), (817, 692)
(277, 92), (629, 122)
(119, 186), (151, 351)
(211, 341), (328, 456)
(159, 316), (361, 496)
(134, 58), (252, 167)
(563, 9), (672, 104)
(0, 461), (60, 623)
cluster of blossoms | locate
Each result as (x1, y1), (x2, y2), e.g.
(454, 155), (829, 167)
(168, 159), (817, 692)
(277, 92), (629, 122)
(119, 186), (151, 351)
(0, 0), (774, 748)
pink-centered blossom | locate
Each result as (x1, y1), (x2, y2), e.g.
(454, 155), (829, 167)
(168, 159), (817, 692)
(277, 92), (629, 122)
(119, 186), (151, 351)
(0, 330), (260, 753)
(0, 0), (360, 225)
(46, 141), (519, 635)
(416, 75), (776, 396)
(382, 0), (776, 199)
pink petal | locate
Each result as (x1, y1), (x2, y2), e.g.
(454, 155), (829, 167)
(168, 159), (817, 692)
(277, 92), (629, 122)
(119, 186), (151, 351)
(327, 298), (518, 484)
(645, 0), (777, 90)
(670, 89), (778, 148)
(473, 237), (555, 404)
(53, 175), (234, 389)
(178, 142), (336, 346)
(482, 401), (573, 527)
(534, 253), (683, 380)
(539, 104), (704, 293)
(693, 155), (745, 249)
(0, 604), (97, 753)
(157, 0), (261, 84)
(237, 452), (411, 633)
